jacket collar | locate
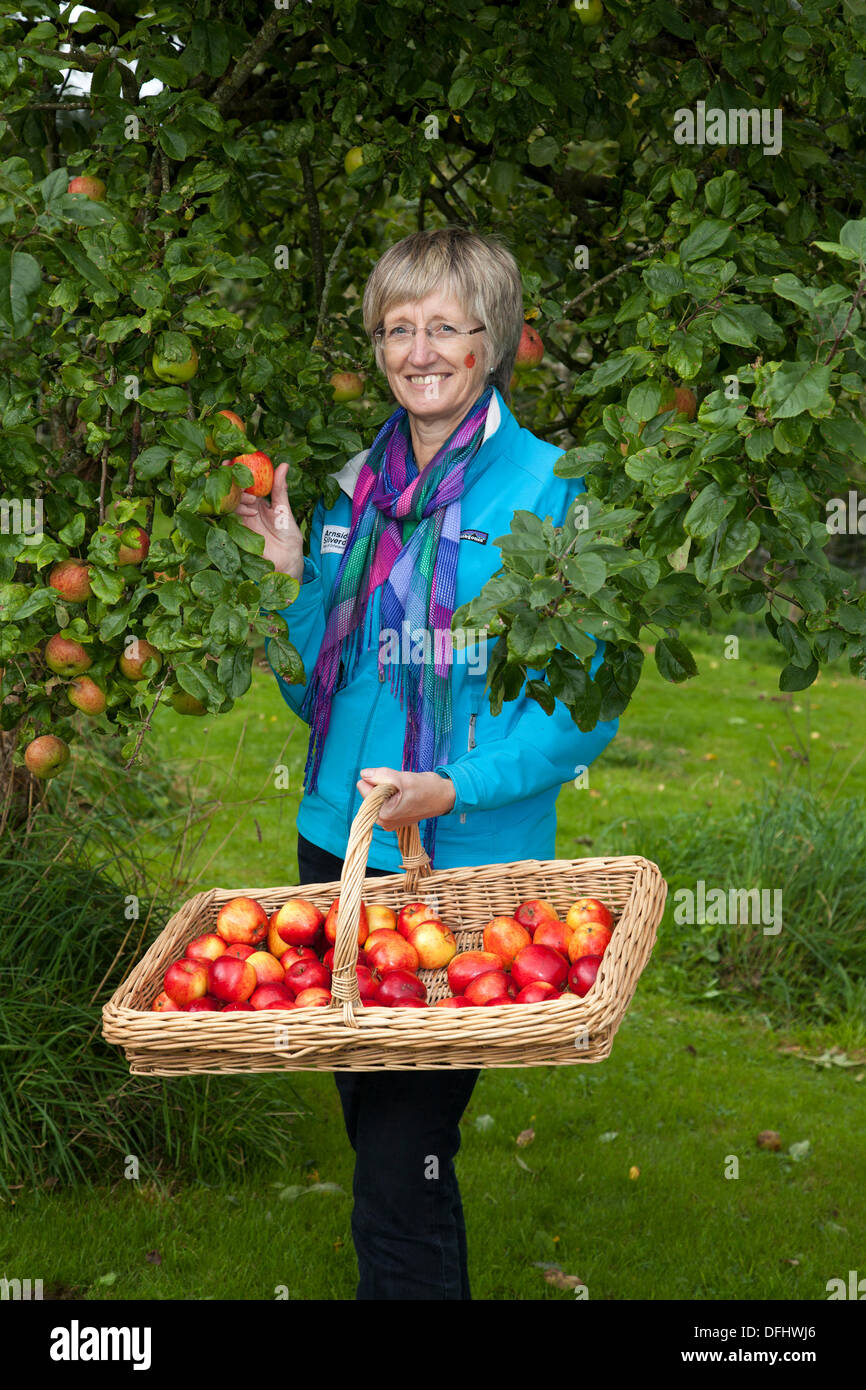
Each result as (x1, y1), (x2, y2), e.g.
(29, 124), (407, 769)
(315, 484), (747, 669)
(331, 385), (512, 498)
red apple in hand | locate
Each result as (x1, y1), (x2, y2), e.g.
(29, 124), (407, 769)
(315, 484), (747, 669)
(511, 944), (569, 992)
(273, 898), (324, 947)
(482, 916), (531, 969)
(225, 451), (274, 497)
(216, 896), (269, 946)
(567, 922), (612, 963)
(447, 950), (504, 996)
(164, 958), (209, 1006)
(568, 956), (601, 997)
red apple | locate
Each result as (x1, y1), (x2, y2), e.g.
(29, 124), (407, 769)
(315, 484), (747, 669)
(221, 1001), (255, 1012)
(246, 950), (288, 988)
(224, 943), (256, 960)
(44, 633), (92, 677)
(482, 916), (531, 969)
(164, 958), (209, 1006)
(396, 901), (438, 939)
(216, 896), (269, 946)
(447, 950), (504, 996)
(532, 919), (573, 956)
(24, 735), (70, 779)
(511, 944), (569, 992)
(568, 955), (601, 998)
(185, 933), (227, 965)
(293, 987), (332, 1008)
(567, 922), (612, 964)
(514, 899), (559, 932)
(375, 971), (427, 1006)
(434, 995), (472, 1009)
(366, 904), (397, 932)
(284, 958), (332, 995)
(151, 991), (181, 1012)
(115, 525), (150, 565)
(273, 897), (324, 946)
(281, 944), (318, 973)
(205, 409), (246, 454)
(481, 994), (514, 1006)
(225, 451), (274, 497)
(392, 997), (428, 1008)
(330, 371), (364, 403)
(119, 639), (162, 681)
(250, 982), (295, 1010)
(514, 322), (544, 370)
(566, 897), (614, 932)
(324, 898), (369, 947)
(207, 955), (257, 1003)
(406, 919), (457, 970)
(49, 560), (92, 603)
(67, 676), (107, 716)
(364, 929), (419, 976)
(68, 175), (106, 200)
(464, 969), (510, 1006)
(355, 964), (378, 1002)
(514, 981), (561, 1003)
(185, 996), (221, 1012)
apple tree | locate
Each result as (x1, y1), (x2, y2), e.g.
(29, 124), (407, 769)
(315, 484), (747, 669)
(1, 0), (865, 788)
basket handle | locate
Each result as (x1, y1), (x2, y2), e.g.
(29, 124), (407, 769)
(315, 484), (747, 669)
(328, 781), (432, 1026)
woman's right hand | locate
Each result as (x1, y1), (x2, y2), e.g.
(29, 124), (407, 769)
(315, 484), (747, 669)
(234, 461), (304, 581)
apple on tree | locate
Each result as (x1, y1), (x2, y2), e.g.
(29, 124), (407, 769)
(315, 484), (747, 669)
(514, 323), (544, 371)
(24, 735), (70, 779)
(44, 634), (92, 677)
(48, 561), (92, 604)
(68, 175), (106, 200)
(67, 676), (107, 716)
(331, 371), (364, 402)
(223, 451), (274, 498)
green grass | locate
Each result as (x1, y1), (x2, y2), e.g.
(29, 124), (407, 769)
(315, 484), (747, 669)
(6, 618), (864, 1299)
(5, 988), (862, 1301)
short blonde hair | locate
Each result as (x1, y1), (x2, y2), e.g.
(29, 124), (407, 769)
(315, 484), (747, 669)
(362, 226), (524, 399)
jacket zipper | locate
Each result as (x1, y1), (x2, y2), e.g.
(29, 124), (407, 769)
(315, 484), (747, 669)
(460, 713), (477, 824)
(346, 665), (386, 840)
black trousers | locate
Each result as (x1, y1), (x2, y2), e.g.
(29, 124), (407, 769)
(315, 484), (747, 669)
(297, 832), (480, 1300)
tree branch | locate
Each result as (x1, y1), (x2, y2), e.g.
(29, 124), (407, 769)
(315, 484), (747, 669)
(314, 189), (377, 347)
(211, 6), (296, 112)
(823, 279), (866, 365)
(299, 149), (325, 305)
(563, 240), (665, 314)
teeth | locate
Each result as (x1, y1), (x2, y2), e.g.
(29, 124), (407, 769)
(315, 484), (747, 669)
(408, 374), (449, 383)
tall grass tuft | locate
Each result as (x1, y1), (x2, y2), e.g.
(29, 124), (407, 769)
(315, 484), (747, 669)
(0, 734), (308, 1196)
(592, 784), (866, 1034)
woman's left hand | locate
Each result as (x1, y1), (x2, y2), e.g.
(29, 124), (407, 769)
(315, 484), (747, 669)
(357, 768), (456, 829)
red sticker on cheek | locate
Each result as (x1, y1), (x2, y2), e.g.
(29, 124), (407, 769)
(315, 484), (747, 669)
(464, 352), (476, 368)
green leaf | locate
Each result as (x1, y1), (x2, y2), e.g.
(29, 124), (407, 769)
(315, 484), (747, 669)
(448, 75), (477, 107)
(190, 569), (230, 603)
(218, 646), (253, 699)
(0, 250), (43, 335)
(508, 611), (556, 666)
(528, 136), (559, 167)
(138, 387), (190, 413)
(711, 304), (775, 347)
(779, 658), (819, 692)
(654, 636), (698, 683)
(680, 219), (732, 263)
(205, 526), (241, 576)
(665, 331), (703, 380)
(259, 571), (301, 611)
(88, 566), (124, 605)
(134, 446), (172, 480)
(683, 482), (735, 540)
(765, 363), (832, 419)
(627, 382), (662, 421)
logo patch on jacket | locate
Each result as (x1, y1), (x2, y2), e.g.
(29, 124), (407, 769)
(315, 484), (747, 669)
(321, 525), (350, 555)
(459, 528), (488, 545)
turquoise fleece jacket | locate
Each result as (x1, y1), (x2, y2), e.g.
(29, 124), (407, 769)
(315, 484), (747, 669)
(263, 387), (618, 870)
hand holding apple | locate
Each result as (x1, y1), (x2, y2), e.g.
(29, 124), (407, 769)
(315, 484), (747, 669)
(234, 461), (304, 580)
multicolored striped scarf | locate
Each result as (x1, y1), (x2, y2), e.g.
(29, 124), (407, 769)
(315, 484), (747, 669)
(302, 385), (494, 860)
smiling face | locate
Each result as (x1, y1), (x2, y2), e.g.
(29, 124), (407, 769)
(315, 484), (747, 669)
(379, 291), (492, 433)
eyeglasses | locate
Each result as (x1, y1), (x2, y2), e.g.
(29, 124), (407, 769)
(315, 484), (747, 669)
(373, 322), (486, 350)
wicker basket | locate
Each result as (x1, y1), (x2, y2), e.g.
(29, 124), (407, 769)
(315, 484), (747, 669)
(102, 783), (666, 1074)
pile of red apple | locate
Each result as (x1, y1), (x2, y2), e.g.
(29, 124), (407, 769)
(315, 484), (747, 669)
(150, 894), (615, 1013)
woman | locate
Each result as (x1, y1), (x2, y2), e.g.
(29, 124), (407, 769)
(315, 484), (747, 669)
(237, 226), (619, 1300)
